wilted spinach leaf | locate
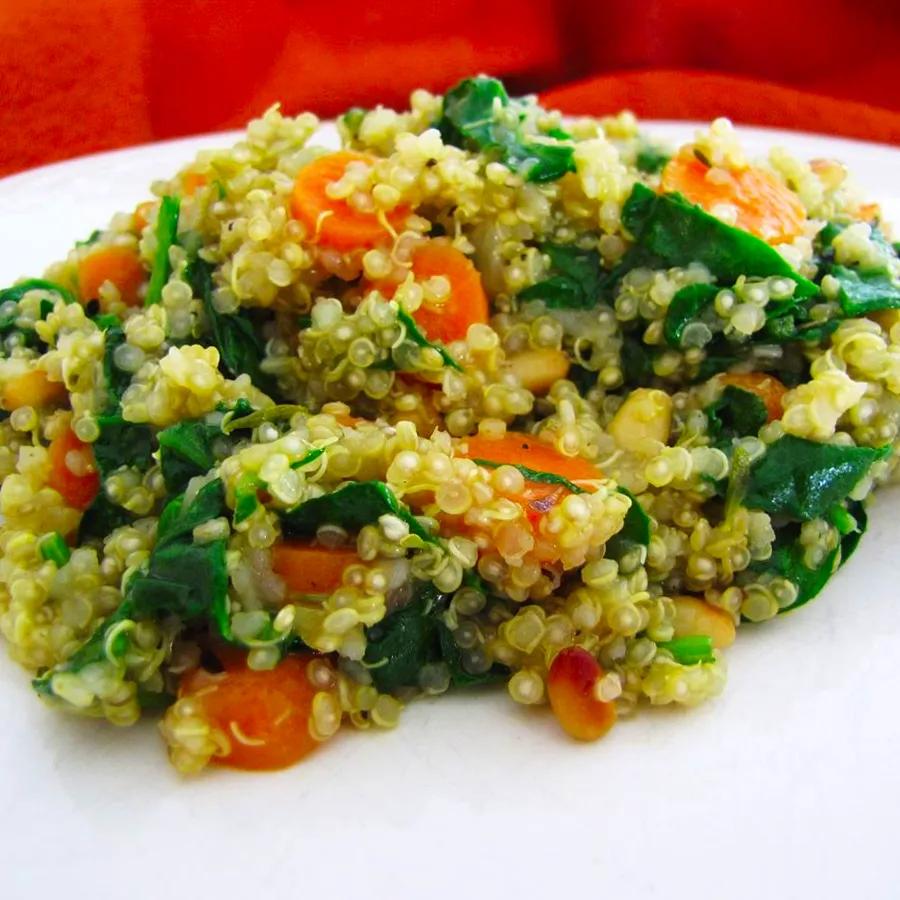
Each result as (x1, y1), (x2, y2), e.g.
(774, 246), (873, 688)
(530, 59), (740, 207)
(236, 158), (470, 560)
(281, 480), (435, 544)
(706, 385), (768, 444)
(438, 76), (575, 183)
(744, 435), (888, 521)
(185, 256), (278, 396)
(622, 184), (818, 297)
(635, 142), (671, 174)
(830, 265), (900, 317)
(518, 244), (604, 309)
(605, 487), (651, 558)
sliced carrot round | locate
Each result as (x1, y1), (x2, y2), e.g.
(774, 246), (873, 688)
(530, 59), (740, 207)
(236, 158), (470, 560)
(133, 200), (155, 233)
(460, 432), (602, 483)
(291, 150), (409, 251)
(2, 370), (67, 411)
(719, 371), (787, 422)
(271, 541), (358, 595)
(77, 246), (146, 306)
(661, 150), (806, 244)
(47, 426), (99, 510)
(408, 241), (489, 344)
(179, 655), (319, 771)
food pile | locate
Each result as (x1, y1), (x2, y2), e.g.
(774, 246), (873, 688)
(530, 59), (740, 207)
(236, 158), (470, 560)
(1, 76), (898, 773)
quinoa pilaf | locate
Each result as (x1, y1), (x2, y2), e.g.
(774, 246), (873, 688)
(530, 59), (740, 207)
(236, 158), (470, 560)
(1, 76), (898, 773)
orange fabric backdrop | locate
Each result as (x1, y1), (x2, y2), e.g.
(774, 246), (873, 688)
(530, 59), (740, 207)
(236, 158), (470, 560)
(1, 0), (898, 176)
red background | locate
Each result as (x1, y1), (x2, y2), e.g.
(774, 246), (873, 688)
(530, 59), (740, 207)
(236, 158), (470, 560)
(2, 0), (899, 176)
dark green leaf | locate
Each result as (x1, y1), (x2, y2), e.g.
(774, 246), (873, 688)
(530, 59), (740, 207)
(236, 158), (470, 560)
(101, 326), (132, 408)
(75, 229), (102, 248)
(656, 635), (715, 665)
(364, 584), (443, 693)
(622, 183), (818, 297)
(831, 265), (900, 316)
(77, 493), (136, 543)
(185, 256), (279, 396)
(0, 278), (76, 306)
(158, 419), (220, 494)
(518, 244), (604, 309)
(233, 472), (263, 524)
(635, 143), (671, 174)
(744, 435), (888, 521)
(437, 76), (575, 183)
(146, 195), (180, 305)
(664, 283), (718, 347)
(93, 414), (154, 477)
(437, 621), (508, 688)
(281, 480), (435, 544)
(605, 487), (651, 558)
(706, 386), (768, 444)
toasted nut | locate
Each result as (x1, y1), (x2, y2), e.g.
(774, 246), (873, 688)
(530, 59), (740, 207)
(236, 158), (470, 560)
(506, 348), (570, 395)
(608, 388), (672, 454)
(673, 595), (736, 649)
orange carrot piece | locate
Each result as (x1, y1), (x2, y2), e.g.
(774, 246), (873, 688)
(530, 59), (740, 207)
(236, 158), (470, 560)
(271, 541), (358, 595)
(77, 245), (146, 306)
(182, 171), (208, 196)
(47, 426), (99, 510)
(661, 150), (806, 244)
(719, 371), (787, 422)
(461, 432), (602, 483)
(408, 241), (489, 344)
(547, 646), (617, 741)
(2, 369), (66, 410)
(179, 655), (319, 771)
(133, 200), (155, 233)
(290, 150), (409, 251)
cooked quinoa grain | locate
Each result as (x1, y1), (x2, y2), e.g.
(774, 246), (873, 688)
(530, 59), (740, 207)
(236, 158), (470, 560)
(2, 75), (898, 774)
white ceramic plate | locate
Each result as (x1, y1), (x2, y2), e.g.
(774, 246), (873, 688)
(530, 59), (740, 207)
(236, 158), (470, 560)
(1, 123), (899, 900)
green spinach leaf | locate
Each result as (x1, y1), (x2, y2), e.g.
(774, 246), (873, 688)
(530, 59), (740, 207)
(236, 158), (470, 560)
(706, 385), (768, 444)
(281, 480), (434, 543)
(831, 265), (900, 316)
(518, 244), (604, 309)
(185, 256), (278, 396)
(605, 486), (652, 558)
(635, 143), (671, 174)
(744, 435), (888, 521)
(622, 183), (818, 297)
(438, 76), (576, 184)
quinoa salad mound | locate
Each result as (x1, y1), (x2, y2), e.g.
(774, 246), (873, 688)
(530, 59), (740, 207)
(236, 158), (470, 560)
(1, 75), (898, 773)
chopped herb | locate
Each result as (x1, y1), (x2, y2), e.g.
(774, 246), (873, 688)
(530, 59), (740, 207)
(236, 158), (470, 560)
(0, 278), (76, 306)
(471, 458), (586, 494)
(222, 403), (306, 434)
(145, 195), (180, 305)
(233, 472), (263, 524)
(39, 532), (71, 567)
(656, 635), (715, 665)
(158, 418), (221, 494)
(75, 229), (102, 248)
(396, 308), (462, 371)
